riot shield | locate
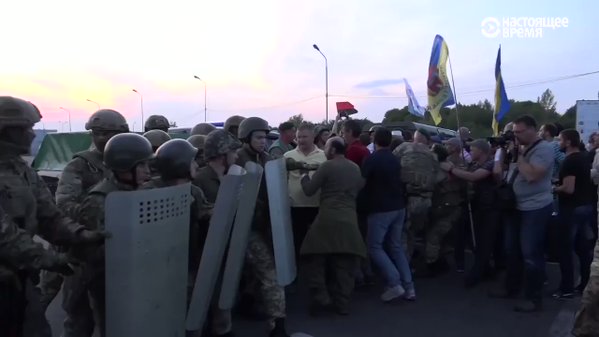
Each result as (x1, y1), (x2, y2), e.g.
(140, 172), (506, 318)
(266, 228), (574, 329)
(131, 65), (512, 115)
(105, 183), (191, 337)
(265, 158), (296, 286)
(186, 173), (243, 331)
(219, 162), (264, 309)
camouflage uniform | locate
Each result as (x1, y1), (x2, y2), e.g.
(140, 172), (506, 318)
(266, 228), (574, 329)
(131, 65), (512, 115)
(74, 133), (154, 337)
(236, 118), (287, 331)
(42, 109), (128, 336)
(191, 130), (241, 335)
(425, 167), (464, 264)
(393, 142), (442, 259)
(0, 96), (94, 337)
(268, 139), (293, 160)
(572, 214), (599, 336)
(44, 149), (108, 336)
(0, 204), (73, 337)
(75, 178), (134, 337)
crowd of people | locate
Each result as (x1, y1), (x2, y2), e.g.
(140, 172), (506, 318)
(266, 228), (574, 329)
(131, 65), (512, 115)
(1, 94), (599, 337)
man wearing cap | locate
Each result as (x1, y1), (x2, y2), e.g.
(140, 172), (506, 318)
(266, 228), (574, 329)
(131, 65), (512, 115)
(440, 139), (499, 287)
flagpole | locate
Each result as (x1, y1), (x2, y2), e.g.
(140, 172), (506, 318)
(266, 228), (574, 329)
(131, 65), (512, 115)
(447, 55), (462, 130)
(447, 53), (477, 250)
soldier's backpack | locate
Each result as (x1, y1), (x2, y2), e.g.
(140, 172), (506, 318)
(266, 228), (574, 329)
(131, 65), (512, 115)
(394, 142), (440, 216)
(395, 142), (440, 195)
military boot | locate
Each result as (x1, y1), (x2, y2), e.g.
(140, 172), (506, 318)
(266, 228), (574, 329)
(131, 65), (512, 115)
(269, 318), (290, 337)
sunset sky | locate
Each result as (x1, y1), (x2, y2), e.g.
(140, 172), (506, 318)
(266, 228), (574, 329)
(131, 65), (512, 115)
(1, 0), (597, 131)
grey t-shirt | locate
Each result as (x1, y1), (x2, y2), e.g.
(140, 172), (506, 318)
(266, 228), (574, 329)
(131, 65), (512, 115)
(513, 140), (554, 211)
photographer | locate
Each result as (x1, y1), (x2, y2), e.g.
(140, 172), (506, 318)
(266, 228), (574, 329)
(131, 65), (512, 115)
(490, 115), (554, 313)
(553, 129), (594, 299)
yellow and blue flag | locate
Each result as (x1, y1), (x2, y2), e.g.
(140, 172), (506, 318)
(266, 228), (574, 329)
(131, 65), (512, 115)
(427, 35), (455, 125)
(492, 45), (510, 136)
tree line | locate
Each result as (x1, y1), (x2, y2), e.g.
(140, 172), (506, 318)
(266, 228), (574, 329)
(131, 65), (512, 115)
(284, 89), (577, 139)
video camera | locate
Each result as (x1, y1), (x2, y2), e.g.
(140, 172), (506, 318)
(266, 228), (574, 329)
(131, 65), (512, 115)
(487, 130), (515, 147)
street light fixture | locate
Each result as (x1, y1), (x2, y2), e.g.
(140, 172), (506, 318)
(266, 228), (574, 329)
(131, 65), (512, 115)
(86, 99), (100, 110)
(132, 89), (144, 130)
(193, 75), (207, 122)
(59, 107), (72, 132)
(313, 44), (329, 123)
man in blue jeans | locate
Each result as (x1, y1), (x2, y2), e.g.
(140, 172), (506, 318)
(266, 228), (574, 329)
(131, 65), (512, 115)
(361, 127), (415, 302)
(491, 115), (554, 312)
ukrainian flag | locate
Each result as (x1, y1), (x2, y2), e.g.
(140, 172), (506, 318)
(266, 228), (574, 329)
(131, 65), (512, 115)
(493, 46), (510, 136)
(427, 35), (455, 125)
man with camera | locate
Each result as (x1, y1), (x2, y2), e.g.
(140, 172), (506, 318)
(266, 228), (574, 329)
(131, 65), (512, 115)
(490, 115), (554, 313)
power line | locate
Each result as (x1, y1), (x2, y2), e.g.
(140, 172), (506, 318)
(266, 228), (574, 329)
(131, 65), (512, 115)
(332, 69), (599, 100)
(183, 69), (599, 119)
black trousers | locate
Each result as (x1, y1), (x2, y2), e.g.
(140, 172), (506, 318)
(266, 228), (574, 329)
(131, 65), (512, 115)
(291, 207), (319, 259)
(0, 277), (25, 337)
(468, 208), (502, 279)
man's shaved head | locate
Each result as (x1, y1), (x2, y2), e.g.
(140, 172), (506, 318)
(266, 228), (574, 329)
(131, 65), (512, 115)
(325, 136), (346, 159)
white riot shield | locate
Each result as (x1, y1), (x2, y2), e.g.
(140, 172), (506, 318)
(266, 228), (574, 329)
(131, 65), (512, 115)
(186, 173), (243, 331)
(219, 162), (264, 309)
(265, 158), (296, 286)
(105, 184), (191, 337)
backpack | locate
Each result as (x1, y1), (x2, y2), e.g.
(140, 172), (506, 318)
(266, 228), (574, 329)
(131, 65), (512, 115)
(395, 143), (440, 195)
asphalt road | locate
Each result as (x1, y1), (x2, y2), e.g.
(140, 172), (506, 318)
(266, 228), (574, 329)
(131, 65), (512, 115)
(45, 262), (580, 337)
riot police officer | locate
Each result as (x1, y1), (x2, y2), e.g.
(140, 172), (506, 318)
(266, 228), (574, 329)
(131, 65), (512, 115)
(187, 134), (207, 169)
(191, 123), (217, 136)
(236, 117), (289, 337)
(44, 108), (129, 335)
(144, 115), (170, 132)
(0, 96), (107, 337)
(224, 115), (245, 139)
(144, 139), (213, 335)
(143, 129), (172, 152)
(192, 130), (242, 336)
(75, 133), (155, 337)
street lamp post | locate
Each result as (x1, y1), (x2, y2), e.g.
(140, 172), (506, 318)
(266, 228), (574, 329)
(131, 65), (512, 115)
(132, 89), (144, 129)
(59, 107), (72, 132)
(313, 44), (329, 123)
(193, 75), (207, 122)
(86, 99), (100, 110)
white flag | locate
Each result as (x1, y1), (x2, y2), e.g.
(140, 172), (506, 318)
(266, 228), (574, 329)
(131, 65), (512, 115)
(404, 79), (426, 118)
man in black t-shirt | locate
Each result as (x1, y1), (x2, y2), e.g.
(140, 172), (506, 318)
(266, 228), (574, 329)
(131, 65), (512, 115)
(553, 129), (594, 298)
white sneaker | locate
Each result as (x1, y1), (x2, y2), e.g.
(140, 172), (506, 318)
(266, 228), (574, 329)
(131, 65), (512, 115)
(380, 285), (405, 302)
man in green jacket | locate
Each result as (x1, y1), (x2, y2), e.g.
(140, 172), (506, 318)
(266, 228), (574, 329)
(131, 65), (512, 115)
(300, 136), (366, 316)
